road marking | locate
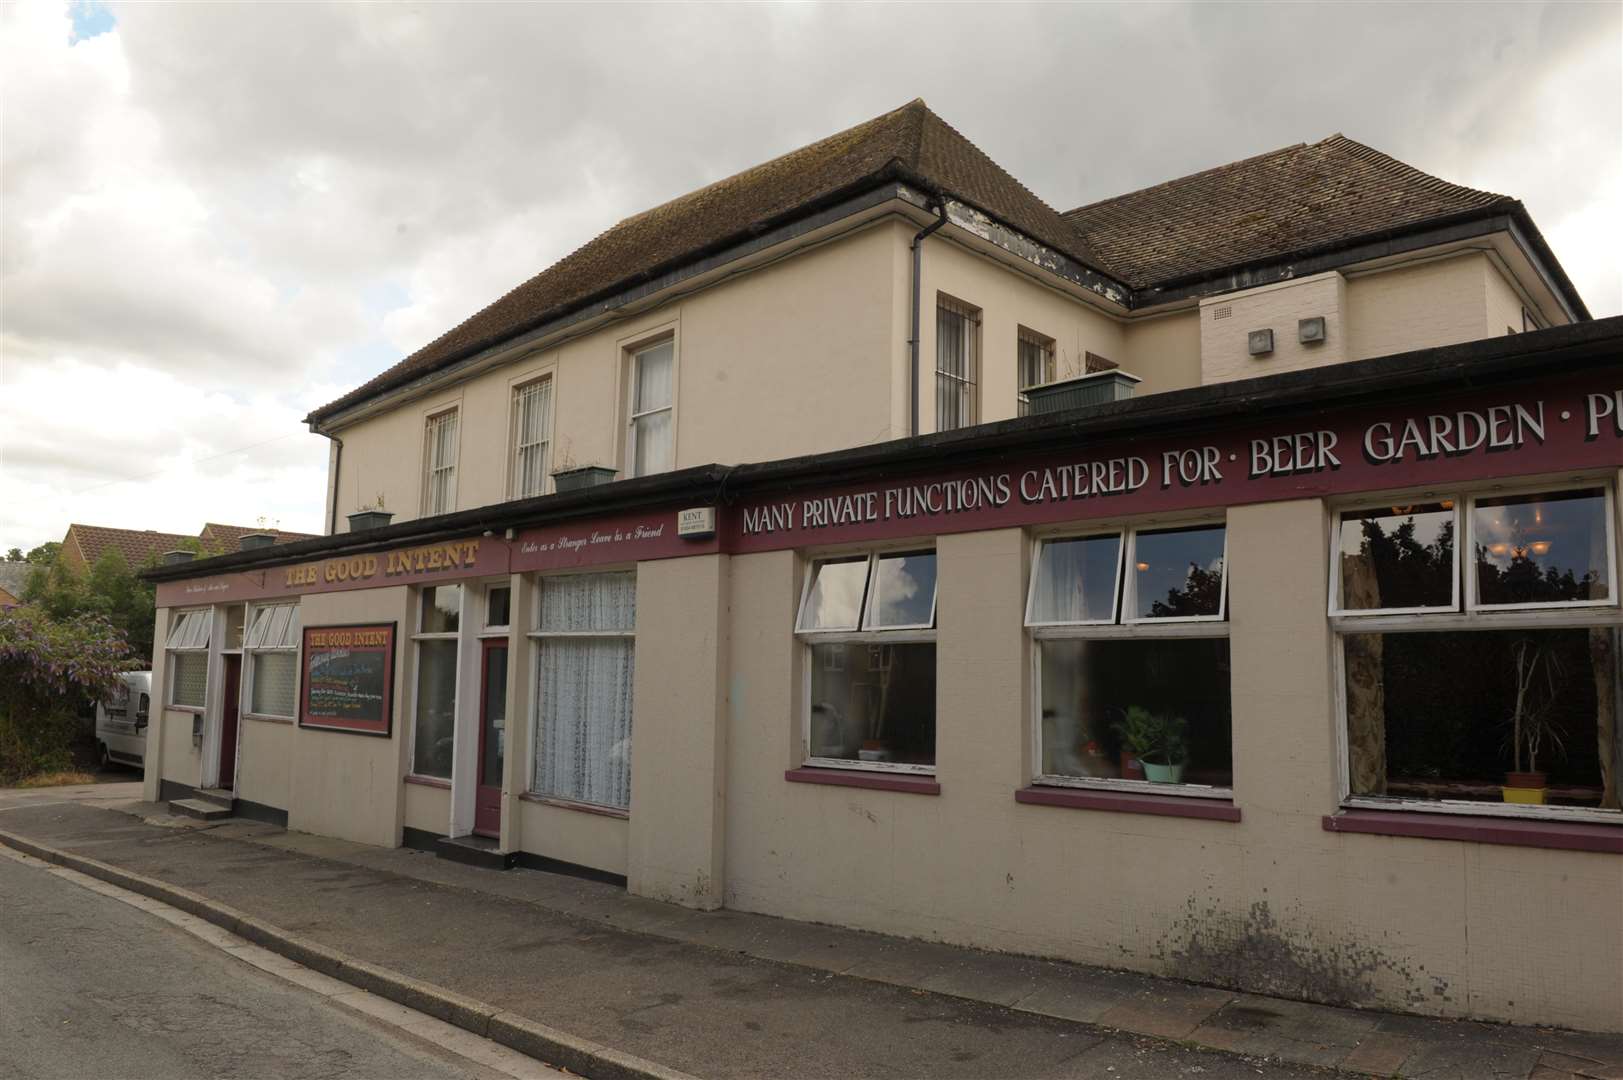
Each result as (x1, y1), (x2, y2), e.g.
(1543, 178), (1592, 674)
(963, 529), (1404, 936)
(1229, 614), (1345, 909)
(0, 844), (563, 1079)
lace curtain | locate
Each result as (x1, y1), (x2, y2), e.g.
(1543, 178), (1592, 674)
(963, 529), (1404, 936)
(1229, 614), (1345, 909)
(534, 573), (636, 809)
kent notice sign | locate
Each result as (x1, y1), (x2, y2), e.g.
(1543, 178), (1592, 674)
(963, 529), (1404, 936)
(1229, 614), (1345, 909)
(298, 622), (396, 736)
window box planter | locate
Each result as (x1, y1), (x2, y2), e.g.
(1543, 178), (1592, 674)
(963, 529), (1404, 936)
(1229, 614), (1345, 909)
(347, 510), (393, 532)
(552, 465), (618, 493)
(1024, 370), (1141, 415)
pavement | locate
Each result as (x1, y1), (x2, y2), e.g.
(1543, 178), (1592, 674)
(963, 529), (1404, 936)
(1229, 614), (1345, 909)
(2, 789), (1620, 1080)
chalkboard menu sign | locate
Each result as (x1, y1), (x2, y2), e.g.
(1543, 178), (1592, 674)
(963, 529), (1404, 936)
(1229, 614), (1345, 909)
(298, 623), (395, 736)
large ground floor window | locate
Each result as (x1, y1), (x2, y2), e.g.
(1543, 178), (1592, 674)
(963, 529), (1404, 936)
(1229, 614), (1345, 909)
(1344, 625), (1620, 812)
(531, 572), (636, 810)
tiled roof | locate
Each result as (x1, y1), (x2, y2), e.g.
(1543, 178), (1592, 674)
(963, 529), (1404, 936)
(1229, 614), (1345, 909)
(1063, 135), (1514, 290)
(306, 99), (1098, 424)
(199, 523), (319, 554)
(67, 525), (196, 570)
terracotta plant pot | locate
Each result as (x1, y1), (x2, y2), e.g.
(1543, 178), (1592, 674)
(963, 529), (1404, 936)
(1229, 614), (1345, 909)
(1502, 770), (1548, 805)
(1119, 752), (1145, 781)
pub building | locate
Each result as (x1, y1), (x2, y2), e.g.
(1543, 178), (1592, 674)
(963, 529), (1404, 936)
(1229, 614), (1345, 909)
(141, 102), (1623, 1032)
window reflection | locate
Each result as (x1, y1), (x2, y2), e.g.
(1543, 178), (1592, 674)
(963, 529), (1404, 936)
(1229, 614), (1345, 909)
(422, 584), (461, 633)
(1337, 503), (1455, 611)
(799, 558), (868, 632)
(1474, 488), (1610, 605)
(866, 552), (938, 629)
(1132, 526), (1225, 619)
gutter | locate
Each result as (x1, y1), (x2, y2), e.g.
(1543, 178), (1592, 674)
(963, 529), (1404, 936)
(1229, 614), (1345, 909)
(144, 316), (1623, 584)
(908, 200), (948, 436)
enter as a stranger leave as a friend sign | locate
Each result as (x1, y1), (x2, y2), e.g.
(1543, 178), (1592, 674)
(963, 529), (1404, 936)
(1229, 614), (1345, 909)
(298, 623), (396, 737)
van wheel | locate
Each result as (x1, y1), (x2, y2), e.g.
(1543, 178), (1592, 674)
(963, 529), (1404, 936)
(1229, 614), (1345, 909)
(98, 742), (110, 770)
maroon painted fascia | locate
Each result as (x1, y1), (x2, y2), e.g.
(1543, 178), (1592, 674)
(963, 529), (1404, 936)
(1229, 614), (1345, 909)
(1015, 785), (1242, 821)
(1322, 808), (1623, 854)
(785, 766), (941, 795)
(403, 774), (451, 790)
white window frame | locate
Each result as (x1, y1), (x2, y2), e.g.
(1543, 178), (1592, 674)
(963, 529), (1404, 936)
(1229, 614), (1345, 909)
(795, 548), (939, 776)
(1330, 476), (1623, 824)
(625, 336), (676, 479)
(935, 295), (980, 432)
(1016, 326), (1056, 417)
(1463, 480), (1617, 613)
(165, 608), (212, 710)
(1025, 518), (1233, 799)
(408, 583), (463, 782)
(422, 408), (460, 517)
(526, 569), (637, 811)
(1122, 523), (1231, 626)
(242, 602), (300, 720)
(1327, 499), (1463, 617)
(509, 375), (555, 500)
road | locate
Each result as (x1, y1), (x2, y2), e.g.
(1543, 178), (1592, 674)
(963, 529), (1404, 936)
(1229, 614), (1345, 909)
(0, 850), (547, 1080)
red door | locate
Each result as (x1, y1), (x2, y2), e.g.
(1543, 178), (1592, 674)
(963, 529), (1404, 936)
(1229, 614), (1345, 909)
(219, 655), (241, 790)
(473, 641), (508, 837)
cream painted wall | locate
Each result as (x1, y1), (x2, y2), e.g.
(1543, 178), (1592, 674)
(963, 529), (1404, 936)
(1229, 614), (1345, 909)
(1200, 272), (1348, 384)
(1346, 253), (1496, 362)
(236, 719), (292, 811)
(287, 586), (410, 846)
(159, 707), (201, 789)
(403, 780), (450, 835)
(1485, 256), (1528, 336)
(518, 799), (629, 877)
(918, 238), (1127, 431)
(1120, 310), (1202, 394)
(712, 508), (1623, 1031)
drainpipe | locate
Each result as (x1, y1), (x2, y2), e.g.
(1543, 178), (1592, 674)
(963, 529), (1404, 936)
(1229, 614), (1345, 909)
(319, 430), (344, 535)
(908, 200), (949, 437)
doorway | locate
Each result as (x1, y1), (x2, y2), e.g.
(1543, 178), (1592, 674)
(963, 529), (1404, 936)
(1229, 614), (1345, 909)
(473, 640), (508, 838)
(219, 654), (241, 790)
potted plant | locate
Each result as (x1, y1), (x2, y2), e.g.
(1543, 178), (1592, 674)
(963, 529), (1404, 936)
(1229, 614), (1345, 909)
(1501, 636), (1567, 805)
(348, 493), (392, 532)
(551, 442), (618, 493)
(1113, 706), (1188, 784)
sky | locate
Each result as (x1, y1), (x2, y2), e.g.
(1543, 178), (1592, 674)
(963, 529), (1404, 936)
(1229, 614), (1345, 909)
(2, 1), (1619, 554)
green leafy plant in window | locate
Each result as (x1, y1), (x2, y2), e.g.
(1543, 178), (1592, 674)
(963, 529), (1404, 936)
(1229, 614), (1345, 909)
(1112, 706), (1188, 784)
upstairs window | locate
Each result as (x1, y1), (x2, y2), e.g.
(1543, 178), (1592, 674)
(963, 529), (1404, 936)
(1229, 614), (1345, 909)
(166, 609), (212, 709)
(511, 377), (554, 500)
(627, 339), (674, 477)
(1026, 523), (1232, 795)
(1017, 327), (1056, 416)
(797, 550), (939, 773)
(935, 296), (979, 431)
(423, 409), (459, 516)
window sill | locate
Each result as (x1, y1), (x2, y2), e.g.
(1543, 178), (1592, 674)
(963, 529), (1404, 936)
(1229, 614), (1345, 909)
(1322, 809), (1622, 854)
(167, 705), (205, 715)
(243, 713), (294, 725)
(518, 792), (630, 820)
(403, 774), (451, 790)
(1016, 785), (1241, 821)
(784, 767), (940, 796)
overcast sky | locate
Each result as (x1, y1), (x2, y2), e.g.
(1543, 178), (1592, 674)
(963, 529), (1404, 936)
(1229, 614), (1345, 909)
(2, 1), (1619, 554)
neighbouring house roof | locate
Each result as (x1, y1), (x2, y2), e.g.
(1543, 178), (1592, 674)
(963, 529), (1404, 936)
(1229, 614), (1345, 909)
(305, 99), (1103, 425)
(198, 523), (319, 554)
(64, 522), (320, 570)
(306, 107), (1587, 427)
(0, 563), (31, 605)
(1063, 135), (1515, 290)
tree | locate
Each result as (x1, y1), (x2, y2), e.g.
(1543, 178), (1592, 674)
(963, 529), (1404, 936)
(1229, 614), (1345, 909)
(0, 606), (133, 782)
(24, 549), (156, 663)
(5, 542), (60, 565)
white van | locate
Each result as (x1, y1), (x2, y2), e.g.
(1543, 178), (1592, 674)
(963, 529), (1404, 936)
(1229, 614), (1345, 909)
(96, 671), (151, 770)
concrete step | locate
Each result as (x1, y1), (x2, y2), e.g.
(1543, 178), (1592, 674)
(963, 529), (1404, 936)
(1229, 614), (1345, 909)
(193, 788), (235, 809)
(168, 798), (231, 821)
(433, 834), (515, 872)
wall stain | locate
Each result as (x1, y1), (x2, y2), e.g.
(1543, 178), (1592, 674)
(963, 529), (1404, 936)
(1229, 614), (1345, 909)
(1154, 897), (1443, 1008)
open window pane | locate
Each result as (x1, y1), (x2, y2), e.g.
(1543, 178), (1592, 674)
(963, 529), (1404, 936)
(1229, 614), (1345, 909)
(797, 558), (869, 632)
(243, 606), (273, 650)
(1132, 525), (1225, 620)
(167, 610), (211, 650)
(1474, 488), (1611, 606)
(1029, 535), (1121, 624)
(487, 586), (512, 628)
(421, 585), (461, 634)
(864, 551), (937, 629)
(1038, 638), (1232, 786)
(808, 642), (935, 766)
(1337, 503), (1456, 611)
(412, 639), (457, 779)
(251, 651), (297, 717)
(1344, 627), (1620, 810)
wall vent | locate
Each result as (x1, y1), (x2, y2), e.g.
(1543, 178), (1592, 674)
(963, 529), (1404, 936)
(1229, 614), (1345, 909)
(1211, 305), (1233, 321)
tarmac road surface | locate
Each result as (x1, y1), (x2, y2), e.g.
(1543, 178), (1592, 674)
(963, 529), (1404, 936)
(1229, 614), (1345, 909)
(0, 851), (555, 1080)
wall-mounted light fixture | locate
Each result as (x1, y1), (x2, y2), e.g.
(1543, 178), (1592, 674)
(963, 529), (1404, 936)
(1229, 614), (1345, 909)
(1248, 329), (1274, 356)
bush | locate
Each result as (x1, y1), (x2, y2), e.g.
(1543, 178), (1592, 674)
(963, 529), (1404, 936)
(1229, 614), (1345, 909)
(0, 607), (133, 783)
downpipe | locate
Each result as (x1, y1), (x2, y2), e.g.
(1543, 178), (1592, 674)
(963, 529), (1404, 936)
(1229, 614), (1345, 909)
(908, 200), (948, 437)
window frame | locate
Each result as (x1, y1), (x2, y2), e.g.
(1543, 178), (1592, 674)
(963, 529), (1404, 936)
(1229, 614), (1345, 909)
(422, 407), (460, 517)
(242, 601), (301, 721)
(934, 294), (980, 432)
(795, 547), (939, 776)
(1329, 476), (1623, 825)
(165, 608), (212, 711)
(509, 374), (555, 501)
(625, 335), (676, 479)
(1016, 326), (1057, 417)
(1326, 499), (1463, 618)
(1462, 480), (1617, 614)
(526, 569), (638, 811)
(1122, 523), (1231, 626)
(1025, 518), (1233, 800)
(407, 584), (464, 782)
